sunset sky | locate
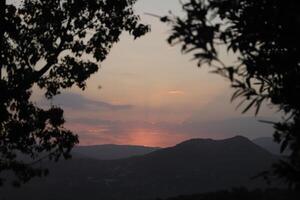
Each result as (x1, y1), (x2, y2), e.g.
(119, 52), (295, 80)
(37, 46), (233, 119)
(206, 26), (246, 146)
(36, 0), (279, 147)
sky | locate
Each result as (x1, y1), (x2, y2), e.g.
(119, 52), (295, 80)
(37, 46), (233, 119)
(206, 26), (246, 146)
(36, 0), (280, 147)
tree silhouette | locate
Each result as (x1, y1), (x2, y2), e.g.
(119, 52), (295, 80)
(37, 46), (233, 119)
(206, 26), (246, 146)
(163, 0), (300, 188)
(0, 0), (149, 186)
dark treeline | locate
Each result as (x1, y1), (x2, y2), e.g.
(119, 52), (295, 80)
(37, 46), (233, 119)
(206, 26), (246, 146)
(159, 188), (298, 200)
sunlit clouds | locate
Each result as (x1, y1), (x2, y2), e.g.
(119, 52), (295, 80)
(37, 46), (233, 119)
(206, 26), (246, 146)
(66, 121), (189, 147)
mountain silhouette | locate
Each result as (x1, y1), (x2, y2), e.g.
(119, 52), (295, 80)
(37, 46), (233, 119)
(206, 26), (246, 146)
(73, 144), (160, 160)
(0, 136), (279, 200)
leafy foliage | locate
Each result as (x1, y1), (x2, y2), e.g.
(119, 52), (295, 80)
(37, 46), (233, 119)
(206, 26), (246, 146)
(164, 0), (300, 188)
(0, 0), (149, 186)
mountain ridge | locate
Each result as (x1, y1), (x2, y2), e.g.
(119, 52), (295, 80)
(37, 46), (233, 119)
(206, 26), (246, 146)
(73, 143), (160, 160)
(0, 135), (279, 200)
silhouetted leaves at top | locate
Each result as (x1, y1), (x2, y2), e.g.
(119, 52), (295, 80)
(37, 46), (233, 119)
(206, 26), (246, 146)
(0, 0), (149, 186)
(164, 0), (300, 189)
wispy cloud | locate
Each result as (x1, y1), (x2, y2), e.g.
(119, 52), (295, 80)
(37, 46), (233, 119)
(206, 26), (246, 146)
(66, 116), (275, 147)
(167, 90), (185, 95)
(39, 92), (133, 111)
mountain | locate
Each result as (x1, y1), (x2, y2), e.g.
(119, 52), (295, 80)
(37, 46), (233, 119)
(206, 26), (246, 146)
(0, 136), (279, 200)
(73, 144), (160, 160)
(252, 137), (287, 155)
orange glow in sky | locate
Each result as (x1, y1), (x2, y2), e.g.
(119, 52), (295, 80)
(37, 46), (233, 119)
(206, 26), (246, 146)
(125, 128), (189, 147)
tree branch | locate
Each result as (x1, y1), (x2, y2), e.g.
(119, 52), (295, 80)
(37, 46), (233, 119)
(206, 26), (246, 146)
(34, 16), (73, 80)
(71, 18), (98, 38)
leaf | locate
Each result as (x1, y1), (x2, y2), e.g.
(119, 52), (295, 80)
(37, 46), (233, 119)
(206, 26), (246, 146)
(280, 139), (289, 153)
(242, 99), (256, 114)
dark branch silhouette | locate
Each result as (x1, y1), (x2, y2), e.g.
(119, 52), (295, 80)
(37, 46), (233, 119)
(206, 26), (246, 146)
(0, 0), (149, 186)
(163, 0), (300, 189)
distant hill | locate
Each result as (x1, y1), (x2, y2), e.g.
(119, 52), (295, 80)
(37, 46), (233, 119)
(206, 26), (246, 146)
(252, 137), (287, 155)
(73, 144), (160, 160)
(0, 136), (279, 200)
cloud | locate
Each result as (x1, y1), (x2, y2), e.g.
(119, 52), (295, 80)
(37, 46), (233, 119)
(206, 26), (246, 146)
(39, 92), (133, 111)
(178, 117), (275, 139)
(66, 116), (275, 147)
(167, 90), (185, 95)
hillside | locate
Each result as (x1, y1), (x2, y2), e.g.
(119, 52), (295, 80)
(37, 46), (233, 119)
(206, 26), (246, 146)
(0, 136), (278, 200)
(73, 144), (160, 160)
